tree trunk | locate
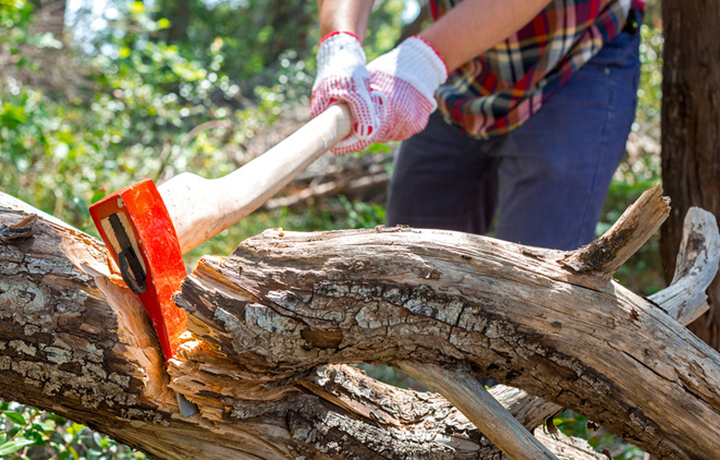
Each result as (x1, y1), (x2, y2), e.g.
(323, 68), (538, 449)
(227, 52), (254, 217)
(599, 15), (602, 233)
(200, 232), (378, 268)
(0, 187), (718, 460)
(661, 0), (720, 349)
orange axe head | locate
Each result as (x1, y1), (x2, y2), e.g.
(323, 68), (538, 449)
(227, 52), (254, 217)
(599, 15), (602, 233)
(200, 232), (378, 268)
(86, 105), (352, 417)
(90, 179), (198, 416)
(89, 179), (187, 364)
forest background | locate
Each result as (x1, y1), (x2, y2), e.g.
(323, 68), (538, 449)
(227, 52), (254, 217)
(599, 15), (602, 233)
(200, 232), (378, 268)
(0, 0), (664, 458)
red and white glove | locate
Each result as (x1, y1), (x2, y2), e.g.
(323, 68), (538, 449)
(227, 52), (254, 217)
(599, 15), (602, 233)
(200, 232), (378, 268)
(338, 36), (448, 154)
(369, 36), (448, 142)
(310, 31), (383, 155)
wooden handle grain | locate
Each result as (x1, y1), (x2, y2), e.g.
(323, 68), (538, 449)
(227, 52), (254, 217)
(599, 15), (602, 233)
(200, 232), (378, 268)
(157, 104), (353, 254)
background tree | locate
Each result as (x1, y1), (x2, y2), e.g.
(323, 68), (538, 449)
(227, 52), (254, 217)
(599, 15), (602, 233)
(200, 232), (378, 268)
(660, 0), (720, 349)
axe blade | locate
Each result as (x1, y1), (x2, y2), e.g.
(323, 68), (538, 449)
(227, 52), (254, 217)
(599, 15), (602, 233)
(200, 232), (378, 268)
(89, 179), (197, 416)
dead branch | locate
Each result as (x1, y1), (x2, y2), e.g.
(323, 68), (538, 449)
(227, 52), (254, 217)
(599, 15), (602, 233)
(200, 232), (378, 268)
(1, 187), (719, 460)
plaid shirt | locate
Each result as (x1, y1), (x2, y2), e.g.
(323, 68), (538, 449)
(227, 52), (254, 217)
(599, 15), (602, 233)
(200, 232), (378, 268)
(431, 0), (645, 139)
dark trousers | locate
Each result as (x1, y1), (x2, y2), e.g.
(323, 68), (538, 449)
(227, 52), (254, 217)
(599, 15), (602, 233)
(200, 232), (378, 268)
(386, 29), (642, 250)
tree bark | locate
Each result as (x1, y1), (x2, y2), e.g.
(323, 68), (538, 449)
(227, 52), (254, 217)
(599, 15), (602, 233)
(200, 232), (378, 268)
(661, 0), (720, 349)
(1, 187), (719, 460)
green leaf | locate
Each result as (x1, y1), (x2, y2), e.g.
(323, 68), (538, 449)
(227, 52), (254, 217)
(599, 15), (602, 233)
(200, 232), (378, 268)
(93, 431), (105, 447)
(71, 422), (85, 433)
(67, 444), (80, 460)
(0, 438), (36, 456)
(4, 411), (27, 426)
(90, 189), (106, 204)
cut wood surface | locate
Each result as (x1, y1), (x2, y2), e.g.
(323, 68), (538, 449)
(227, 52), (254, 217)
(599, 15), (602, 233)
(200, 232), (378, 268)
(1, 186), (719, 460)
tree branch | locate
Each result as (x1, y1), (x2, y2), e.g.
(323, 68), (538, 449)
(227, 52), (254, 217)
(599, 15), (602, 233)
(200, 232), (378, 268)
(649, 207), (719, 324)
(2, 187), (719, 460)
(0, 193), (596, 460)
(174, 187), (720, 459)
(562, 184), (670, 280)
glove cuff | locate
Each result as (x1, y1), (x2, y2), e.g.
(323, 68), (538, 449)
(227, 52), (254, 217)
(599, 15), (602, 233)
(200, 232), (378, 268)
(319, 30), (360, 45)
(368, 36), (448, 105)
(394, 36), (449, 99)
(314, 32), (366, 91)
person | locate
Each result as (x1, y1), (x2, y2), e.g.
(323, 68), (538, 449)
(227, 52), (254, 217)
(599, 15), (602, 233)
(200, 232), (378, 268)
(310, 0), (644, 251)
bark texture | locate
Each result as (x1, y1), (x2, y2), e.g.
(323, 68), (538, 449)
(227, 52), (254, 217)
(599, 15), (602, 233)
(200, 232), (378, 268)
(1, 188), (719, 460)
(0, 193), (588, 460)
(661, 0), (720, 349)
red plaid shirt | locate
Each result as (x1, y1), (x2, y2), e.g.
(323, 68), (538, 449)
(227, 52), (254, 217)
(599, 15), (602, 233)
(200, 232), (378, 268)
(431, 0), (645, 139)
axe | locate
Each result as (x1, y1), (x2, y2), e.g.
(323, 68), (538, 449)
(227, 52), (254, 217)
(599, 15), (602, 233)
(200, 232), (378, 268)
(89, 104), (351, 416)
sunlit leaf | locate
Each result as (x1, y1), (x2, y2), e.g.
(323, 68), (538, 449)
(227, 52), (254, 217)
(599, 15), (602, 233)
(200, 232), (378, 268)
(4, 411), (27, 426)
(0, 438), (35, 456)
(67, 444), (80, 460)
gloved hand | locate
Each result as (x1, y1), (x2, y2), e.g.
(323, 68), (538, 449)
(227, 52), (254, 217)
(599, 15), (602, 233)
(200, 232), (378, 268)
(335, 36), (449, 154)
(368, 36), (448, 143)
(310, 31), (383, 155)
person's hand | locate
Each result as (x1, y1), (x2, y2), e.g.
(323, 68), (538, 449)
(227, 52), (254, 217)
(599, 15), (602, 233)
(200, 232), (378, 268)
(368, 36), (448, 143)
(336, 36), (448, 154)
(310, 31), (383, 155)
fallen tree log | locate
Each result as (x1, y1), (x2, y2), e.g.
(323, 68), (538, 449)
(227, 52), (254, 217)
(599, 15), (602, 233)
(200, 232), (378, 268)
(0, 192), (590, 460)
(0, 186), (718, 460)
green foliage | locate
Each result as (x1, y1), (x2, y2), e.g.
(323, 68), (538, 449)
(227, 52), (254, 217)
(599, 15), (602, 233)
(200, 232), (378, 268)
(0, 402), (147, 459)
(1, 0), (408, 231)
(147, 0), (409, 91)
(634, 23), (663, 143)
(0, 0), (33, 56)
(1, 2), (270, 231)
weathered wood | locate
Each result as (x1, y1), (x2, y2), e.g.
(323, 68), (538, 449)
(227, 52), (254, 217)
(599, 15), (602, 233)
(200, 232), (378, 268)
(649, 207), (719, 324)
(2, 188), (720, 460)
(430, 204), (720, 460)
(0, 194), (600, 460)
(397, 362), (559, 460)
(562, 185), (670, 279)
(173, 191), (720, 460)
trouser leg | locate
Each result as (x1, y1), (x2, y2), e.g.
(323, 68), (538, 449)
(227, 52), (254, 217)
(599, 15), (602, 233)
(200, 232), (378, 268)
(386, 28), (641, 251)
(493, 29), (642, 250)
(386, 110), (498, 234)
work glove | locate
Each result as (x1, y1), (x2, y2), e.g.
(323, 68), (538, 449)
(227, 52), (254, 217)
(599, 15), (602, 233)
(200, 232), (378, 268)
(336, 36), (449, 154)
(368, 36), (448, 143)
(310, 31), (383, 155)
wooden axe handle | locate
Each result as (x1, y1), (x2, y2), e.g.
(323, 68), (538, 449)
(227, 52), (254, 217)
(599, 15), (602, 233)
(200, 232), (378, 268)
(158, 104), (353, 254)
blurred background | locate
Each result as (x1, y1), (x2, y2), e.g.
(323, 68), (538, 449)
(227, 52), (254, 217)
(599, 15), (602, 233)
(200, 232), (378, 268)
(0, 0), (663, 458)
